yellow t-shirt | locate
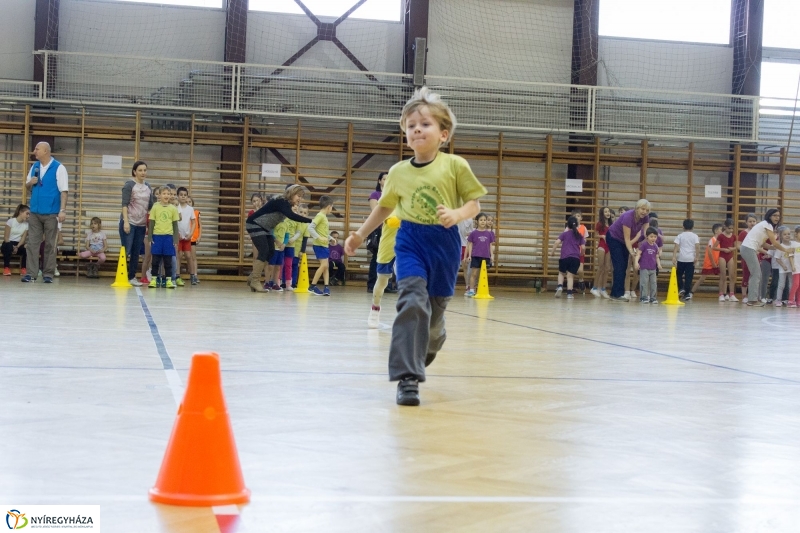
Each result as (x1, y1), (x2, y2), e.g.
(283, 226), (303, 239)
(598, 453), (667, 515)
(312, 211), (329, 247)
(292, 223), (309, 253)
(378, 153), (487, 225)
(149, 202), (180, 236)
(377, 214), (399, 264)
(283, 219), (297, 244)
(273, 219), (289, 249)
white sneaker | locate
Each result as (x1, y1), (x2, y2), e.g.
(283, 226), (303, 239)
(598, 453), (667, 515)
(600, 289), (610, 299)
(464, 288), (471, 296)
(54, 268), (60, 277)
(630, 291), (637, 299)
(368, 307), (380, 329)
(742, 297), (748, 304)
(724, 295), (730, 301)
(146, 271), (153, 282)
(590, 288), (601, 298)
(719, 295), (726, 302)
(130, 278), (143, 286)
(729, 295), (738, 302)
(554, 286), (563, 298)
(761, 298), (768, 304)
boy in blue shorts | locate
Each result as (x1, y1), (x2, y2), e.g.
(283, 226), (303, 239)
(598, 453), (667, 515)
(345, 87), (487, 406)
(308, 195), (334, 296)
(148, 187), (180, 288)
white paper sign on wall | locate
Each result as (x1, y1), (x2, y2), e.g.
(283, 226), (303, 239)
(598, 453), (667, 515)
(705, 185), (722, 198)
(102, 155), (122, 170)
(565, 179), (583, 193)
(261, 163), (282, 178)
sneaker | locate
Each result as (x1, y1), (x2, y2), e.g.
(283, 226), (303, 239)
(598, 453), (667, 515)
(21, 275), (34, 283)
(650, 298), (659, 305)
(764, 299), (770, 304)
(640, 297), (649, 303)
(464, 287), (471, 296)
(774, 301), (782, 307)
(20, 268), (26, 276)
(148, 278), (157, 288)
(600, 289), (610, 299)
(567, 292), (574, 299)
(323, 286), (330, 296)
(684, 293), (693, 300)
(130, 278), (142, 287)
(788, 302), (797, 308)
(159, 278), (167, 288)
(191, 275), (198, 286)
(746, 300), (766, 307)
(54, 268), (60, 277)
(783, 300), (789, 306)
(554, 286), (563, 298)
(724, 295), (730, 301)
(175, 277), (185, 287)
(165, 279), (175, 289)
(43, 277), (53, 283)
(630, 291), (637, 299)
(140, 276), (149, 284)
(368, 306), (380, 329)
(193, 275), (200, 285)
(742, 297), (748, 304)
(466, 289), (476, 297)
(719, 295), (726, 302)
(2, 268), (10, 276)
(590, 288), (601, 298)
(678, 289), (685, 297)
(272, 284), (283, 292)
(729, 294), (739, 302)
(609, 296), (628, 302)
(624, 291), (630, 299)
(396, 377), (420, 406)
(309, 286), (324, 296)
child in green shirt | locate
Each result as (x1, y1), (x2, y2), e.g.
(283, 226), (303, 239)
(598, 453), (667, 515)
(308, 196), (334, 296)
(148, 187), (180, 288)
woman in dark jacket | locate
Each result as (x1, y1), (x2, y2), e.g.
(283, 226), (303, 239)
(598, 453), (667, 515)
(246, 184), (312, 292)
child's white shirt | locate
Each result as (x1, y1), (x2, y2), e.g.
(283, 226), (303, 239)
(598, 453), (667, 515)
(673, 231), (700, 262)
(770, 247), (792, 273)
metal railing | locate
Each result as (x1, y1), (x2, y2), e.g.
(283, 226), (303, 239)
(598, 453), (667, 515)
(0, 51), (794, 145)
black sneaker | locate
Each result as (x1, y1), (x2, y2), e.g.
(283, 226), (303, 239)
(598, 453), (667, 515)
(396, 377), (420, 406)
(21, 275), (34, 283)
(43, 277), (53, 283)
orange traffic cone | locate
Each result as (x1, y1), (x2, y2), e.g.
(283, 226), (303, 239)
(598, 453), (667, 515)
(149, 353), (250, 506)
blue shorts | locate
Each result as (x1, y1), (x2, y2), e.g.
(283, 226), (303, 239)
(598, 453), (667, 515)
(395, 221), (460, 297)
(313, 245), (330, 260)
(283, 247), (295, 259)
(377, 258), (396, 275)
(151, 235), (175, 256)
(269, 250), (285, 265)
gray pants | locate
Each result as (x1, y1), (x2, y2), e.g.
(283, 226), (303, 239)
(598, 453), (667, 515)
(26, 213), (59, 278)
(639, 269), (657, 300)
(389, 276), (450, 382)
(775, 271), (792, 301)
(740, 246), (761, 302)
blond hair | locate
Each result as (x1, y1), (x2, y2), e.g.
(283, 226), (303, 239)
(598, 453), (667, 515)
(283, 184), (308, 201)
(399, 87), (457, 144)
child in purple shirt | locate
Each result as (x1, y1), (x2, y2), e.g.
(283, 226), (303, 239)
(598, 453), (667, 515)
(635, 227), (663, 304)
(329, 231), (346, 285)
(466, 213), (495, 296)
(549, 216), (586, 299)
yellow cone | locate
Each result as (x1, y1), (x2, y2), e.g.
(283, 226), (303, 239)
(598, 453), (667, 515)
(473, 259), (494, 300)
(293, 253), (310, 292)
(111, 247), (132, 288)
(662, 266), (684, 306)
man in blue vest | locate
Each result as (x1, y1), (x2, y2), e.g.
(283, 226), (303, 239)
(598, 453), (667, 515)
(23, 142), (69, 283)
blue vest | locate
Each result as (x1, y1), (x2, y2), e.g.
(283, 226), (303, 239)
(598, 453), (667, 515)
(29, 159), (62, 215)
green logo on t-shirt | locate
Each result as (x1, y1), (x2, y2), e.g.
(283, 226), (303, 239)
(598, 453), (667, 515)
(409, 185), (445, 224)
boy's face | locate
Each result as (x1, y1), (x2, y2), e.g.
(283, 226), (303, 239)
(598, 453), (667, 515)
(325, 204), (334, 214)
(301, 207), (308, 217)
(646, 233), (658, 245)
(714, 227), (722, 236)
(747, 217), (756, 229)
(405, 107), (448, 155)
(169, 188), (178, 204)
(178, 191), (188, 204)
(159, 189), (172, 203)
(330, 233), (338, 244)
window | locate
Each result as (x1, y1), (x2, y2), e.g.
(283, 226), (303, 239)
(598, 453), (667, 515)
(599, 0), (730, 45)
(249, 0), (402, 22)
(111, 0), (222, 7)
(763, 0), (800, 49)
(760, 62), (800, 99)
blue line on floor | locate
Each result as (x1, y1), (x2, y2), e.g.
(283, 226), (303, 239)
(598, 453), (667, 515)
(447, 310), (800, 384)
(136, 289), (174, 371)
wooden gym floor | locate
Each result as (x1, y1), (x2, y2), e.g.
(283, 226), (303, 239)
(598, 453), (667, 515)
(2, 277), (800, 532)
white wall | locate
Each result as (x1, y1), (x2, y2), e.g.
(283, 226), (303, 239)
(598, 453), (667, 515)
(0, 0), (36, 80)
(427, 0), (574, 83)
(246, 12), (404, 73)
(59, 0), (226, 61)
(598, 37), (734, 93)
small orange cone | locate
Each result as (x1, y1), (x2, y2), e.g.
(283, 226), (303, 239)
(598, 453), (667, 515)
(149, 353), (250, 506)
